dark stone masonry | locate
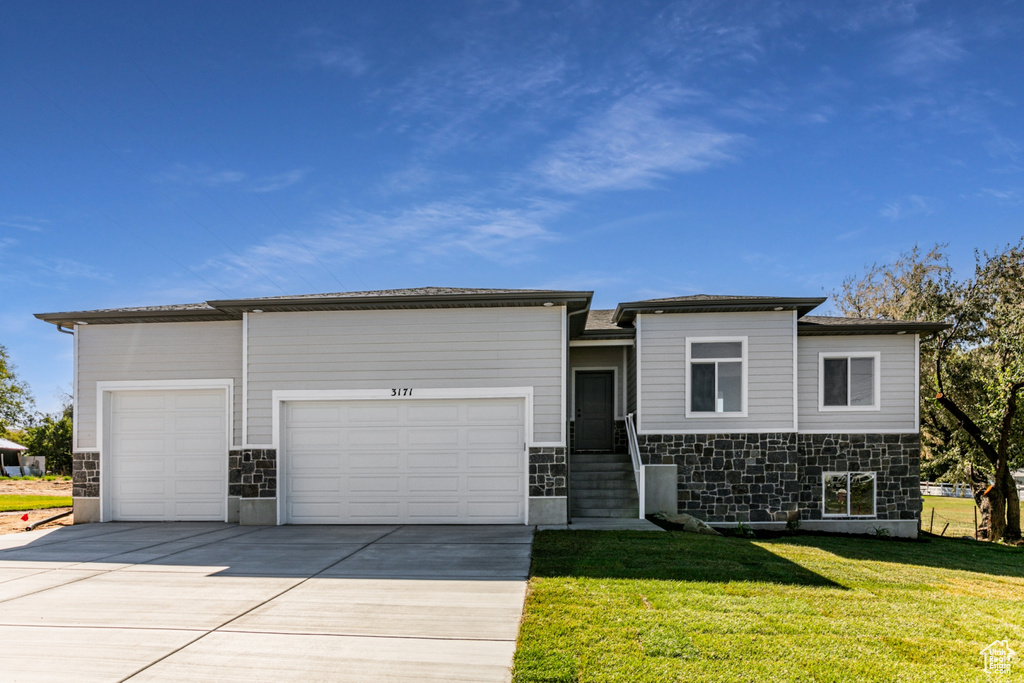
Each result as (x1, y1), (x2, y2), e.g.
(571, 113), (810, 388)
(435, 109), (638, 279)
(637, 432), (920, 523)
(72, 451), (100, 498)
(229, 449), (277, 499)
(529, 446), (567, 497)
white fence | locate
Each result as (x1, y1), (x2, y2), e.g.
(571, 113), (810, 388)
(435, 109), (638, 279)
(920, 482), (973, 498)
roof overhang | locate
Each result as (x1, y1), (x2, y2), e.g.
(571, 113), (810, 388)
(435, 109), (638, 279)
(36, 290), (594, 332)
(797, 320), (951, 336)
(613, 297), (827, 325)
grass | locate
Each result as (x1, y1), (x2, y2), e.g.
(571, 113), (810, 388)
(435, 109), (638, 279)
(0, 475), (72, 481)
(513, 530), (1024, 682)
(0, 495), (73, 512)
(920, 495), (1016, 538)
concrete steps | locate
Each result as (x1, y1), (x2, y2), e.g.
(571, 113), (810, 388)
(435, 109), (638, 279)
(570, 452), (640, 519)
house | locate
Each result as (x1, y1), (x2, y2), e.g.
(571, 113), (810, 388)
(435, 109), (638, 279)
(0, 437), (29, 477)
(35, 288), (947, 537)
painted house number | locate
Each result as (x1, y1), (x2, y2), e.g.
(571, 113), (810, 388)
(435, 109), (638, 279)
(390, 388), (413, 397)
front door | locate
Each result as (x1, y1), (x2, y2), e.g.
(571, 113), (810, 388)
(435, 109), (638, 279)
(574, 371), (614, 452)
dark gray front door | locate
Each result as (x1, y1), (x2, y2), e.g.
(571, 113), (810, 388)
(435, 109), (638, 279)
(575, 371), (614, 451)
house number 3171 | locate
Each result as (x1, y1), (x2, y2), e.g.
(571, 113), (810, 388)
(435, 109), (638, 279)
(390, 388), (413, 396)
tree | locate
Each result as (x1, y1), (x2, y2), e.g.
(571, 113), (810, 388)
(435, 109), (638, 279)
(24, 402), (73, 475)
(835, 242), (1024, 543)
(0, 344), (35, 436)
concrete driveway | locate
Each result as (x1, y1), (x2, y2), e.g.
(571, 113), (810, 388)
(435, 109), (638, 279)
(0, 522), (534, 682)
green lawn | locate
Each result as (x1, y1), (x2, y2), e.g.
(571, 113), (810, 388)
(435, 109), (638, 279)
(513, 530), (1024, 682)
(0, 495), (73, 512)
(919, 495), (1020, 538)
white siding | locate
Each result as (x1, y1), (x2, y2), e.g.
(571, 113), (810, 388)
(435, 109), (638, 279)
(638, 311), (796, 433)
(76, 322), (243, 450)
(570, 346), (626, 419)
(246, 306), (564, 444)
(798, 335), (917, 432)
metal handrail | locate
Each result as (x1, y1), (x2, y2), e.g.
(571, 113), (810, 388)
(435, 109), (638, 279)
(625, 413), (644, 519)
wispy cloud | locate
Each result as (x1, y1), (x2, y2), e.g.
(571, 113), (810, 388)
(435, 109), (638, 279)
(880, 194), (934, 221)
(0, 216), (48, 232)
(248, 169), (309, 193)
(201, 197), (565, 290)
(534, 89), (742, 194)
(160, 164), (308, 193)
(886, 28), (967, 79)
(975, 187), (1023, 205)
(306, 45), (369, 77)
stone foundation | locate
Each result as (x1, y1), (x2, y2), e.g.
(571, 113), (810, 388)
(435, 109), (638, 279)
(72, 452), (100, 498)
(637, 433), (920, 524)
(529, 447), (567, 497)
(229, 449), (277, 499)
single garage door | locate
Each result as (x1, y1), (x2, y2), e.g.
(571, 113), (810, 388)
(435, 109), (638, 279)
(283, 397), (526, 524)
(108, 389), (227, 521)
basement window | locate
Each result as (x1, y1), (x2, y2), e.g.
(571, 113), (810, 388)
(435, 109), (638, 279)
(823, 472), (876, 517)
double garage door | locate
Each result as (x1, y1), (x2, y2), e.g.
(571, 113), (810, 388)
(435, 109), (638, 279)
(282, 398), (526, 524)
(107, 390), (526, 524)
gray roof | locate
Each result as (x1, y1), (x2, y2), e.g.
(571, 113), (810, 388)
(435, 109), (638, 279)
(0, 437), (27, 452)
(798, 315), (950, 335)
(36, 287), (595, 335)
(614, 295), (827, 324)
(584, 310), (620, 331)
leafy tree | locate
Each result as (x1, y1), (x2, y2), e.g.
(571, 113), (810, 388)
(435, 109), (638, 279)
(24, 402), (73, 475)
(0, 344), (35, 436)
(835, 242), (1024, 543)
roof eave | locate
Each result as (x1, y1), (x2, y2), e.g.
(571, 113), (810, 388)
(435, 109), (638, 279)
(34, 309), (236, 327)
(613, 297), (828, 324)
(798, 322), (951, 336)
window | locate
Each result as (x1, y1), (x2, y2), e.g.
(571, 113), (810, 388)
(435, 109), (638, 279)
(823, 472), (876, 517)
(818, 352), (880, 411)
(686, 338), (746, 416)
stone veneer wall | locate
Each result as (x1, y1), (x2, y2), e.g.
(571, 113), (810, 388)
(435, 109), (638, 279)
(637, 433), (920, 523)
(229, 449), (277, 498)
(72, 452), (100, 498)
(529, 447), (567, 497)
(568, 420), (627, 454)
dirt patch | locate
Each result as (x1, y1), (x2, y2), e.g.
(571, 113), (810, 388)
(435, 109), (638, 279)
(0, 479), (72, 496)
(0, 508), (73, 535)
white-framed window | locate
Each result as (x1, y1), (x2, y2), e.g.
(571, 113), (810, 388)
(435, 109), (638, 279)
(686, 337), (747, 417)
(822, 472), (876, 517)
(818, 352), (880, 411)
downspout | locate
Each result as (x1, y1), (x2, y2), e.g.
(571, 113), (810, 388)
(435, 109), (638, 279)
(565, 305), (591, 524)
(56, 325), (74, 335)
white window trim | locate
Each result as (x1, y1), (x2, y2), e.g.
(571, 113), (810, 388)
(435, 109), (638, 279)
(685, 336), (748, 418)
(822, 471), (877, 518)
(817, 352), (881, 412)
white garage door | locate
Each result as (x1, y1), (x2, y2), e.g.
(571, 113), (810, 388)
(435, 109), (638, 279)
(283, 398), (526, 524)
(108, 389), (227, 521)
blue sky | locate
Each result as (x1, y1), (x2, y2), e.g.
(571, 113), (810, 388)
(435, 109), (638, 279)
(2, 1), (1022, 414)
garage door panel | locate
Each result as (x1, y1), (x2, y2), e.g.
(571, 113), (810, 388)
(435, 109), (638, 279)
(407, 501), (461, 519)
(348, 502), (400, 519)
(291, 477), (341, 493)
(407, 428), (462, 446)
(290, 429), (341, 447)
(347, 405), (400, 423)
(406, 404), (460, 421)
(288, 405), (342, 424)
(407, 476), (460, 492)
(109, 389), (226, 522)
(284, 397), (526, 524)
(348, 452), (399, 469)
(349, 476), (400, 492)
(116, 415), (168, 433)
(467, 427), (522, 447)
(467, 403), (521, 422)
(407, 452), (459, 469)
